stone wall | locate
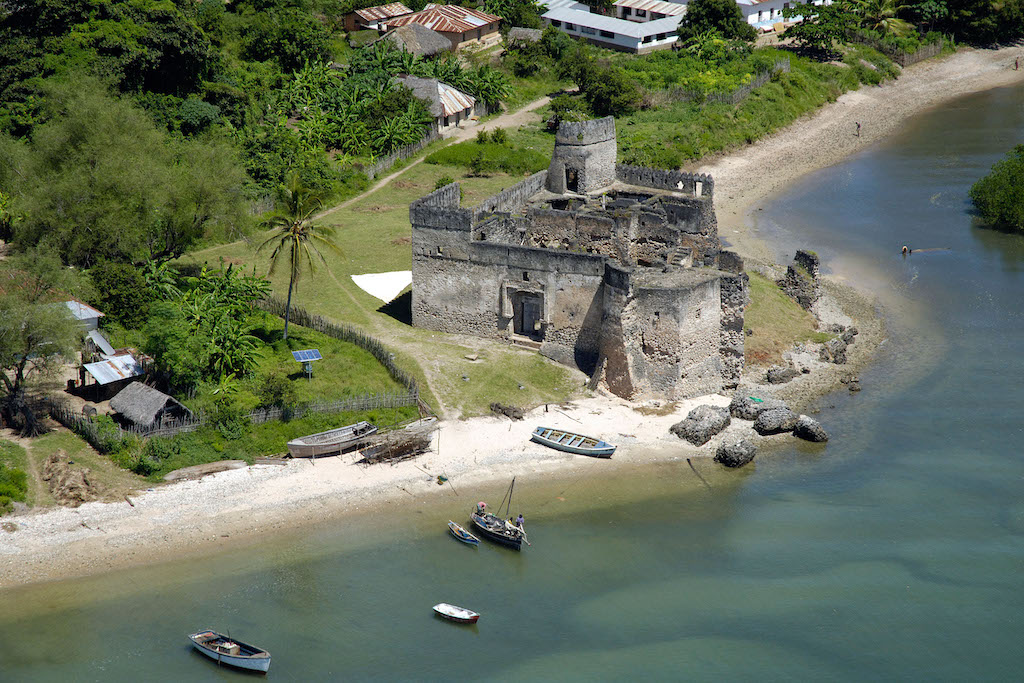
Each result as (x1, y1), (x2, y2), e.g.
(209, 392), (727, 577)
(547, 117), (617, 194)
(615, 165), (715, 198)
(472, 171), (547, 222)
(719, 271), (749, 389)
(777, 249), (820, 310)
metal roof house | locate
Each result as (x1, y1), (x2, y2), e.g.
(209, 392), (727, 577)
(543, 0), (683, 53)
(383, 4), (503, 51)
(64, 300), (104, 331)
(110, 382), (192, 431)
(378, 23), (453, 57)
(344, 2), (413, 31)
(394, 75), (476, 129)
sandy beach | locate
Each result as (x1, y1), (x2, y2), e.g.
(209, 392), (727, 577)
(3, 45), (1023, 590)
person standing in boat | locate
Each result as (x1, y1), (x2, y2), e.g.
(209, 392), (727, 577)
(476, 501), (487, 516)
(516, 514), (524, 529)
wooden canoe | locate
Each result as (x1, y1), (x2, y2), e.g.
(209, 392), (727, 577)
(286, 421), (377, 458)
(448, 520), (480, 545)
(188, 630), (271, 673)
(433, 603), (480, 624)
(530, 426), (615, 458)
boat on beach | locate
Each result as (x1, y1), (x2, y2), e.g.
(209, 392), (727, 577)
(188, 630), (271, 673)
(531, 426), (615, 458)
(448, 520), (480, 545)
(286, 420), (377, 457)
(433, 603), (480, 624)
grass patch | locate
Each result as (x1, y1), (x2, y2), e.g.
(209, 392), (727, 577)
(744, 272), (831, 365)
(501, 69), (574, 112)
(29, 431), (148, 505)
(0, 440), (30, 514)
(425, 138), (549, 176)
(185, 159), (587, 417)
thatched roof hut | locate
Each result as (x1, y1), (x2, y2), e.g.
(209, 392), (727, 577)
(110, 382), (192, 429)
(380, 23), (453, 57)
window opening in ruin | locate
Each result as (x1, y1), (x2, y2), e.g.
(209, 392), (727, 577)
(511, 291), (544, 342)
(565, 168), (579, 193)
(437, 246), (443, 255)
(479, 232), (486, 241)
(523, 271), (529, 281)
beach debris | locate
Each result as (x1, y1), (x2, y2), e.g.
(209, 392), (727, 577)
(358, 421), (438, 465)
(794, 416), (830, 442)
(670, 405), (731, 446)
(766, 366), (800, 384)
(715, 439), (757, 468)
(464, 354), (479, 361)
(462, 375), (470, 382)
(753, 408), (800, 435)
(1, 522), (17, 533)
(42, 450), (98, 508)
(163, 460), (247, 482)
(490, 402), (525, 421)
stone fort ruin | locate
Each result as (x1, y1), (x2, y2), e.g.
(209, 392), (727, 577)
(410, 117), (749, 400)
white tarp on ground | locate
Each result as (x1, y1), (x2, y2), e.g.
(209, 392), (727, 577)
(351, 271), (412, 303)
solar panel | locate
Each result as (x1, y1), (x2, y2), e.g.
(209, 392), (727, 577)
(291, 349), (323, 363)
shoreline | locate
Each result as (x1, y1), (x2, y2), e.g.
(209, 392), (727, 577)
(3, 45), (1022, 591)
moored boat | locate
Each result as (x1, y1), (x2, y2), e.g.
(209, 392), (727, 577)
(188, 630), (271, 673)
(470, 510), (523, 551)
(448, 520), (480, 545)
(530, 426), (615, 458)
(286, 420), (377, 457)
(433, 603), (480, 624)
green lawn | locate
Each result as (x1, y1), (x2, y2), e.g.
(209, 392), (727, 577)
(186, 159), (584, 417)
(744, 272), (832, 366)
(1, 439), (30, 511)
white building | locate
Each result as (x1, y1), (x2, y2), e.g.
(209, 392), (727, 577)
(736, 0), (793, 31)
(542, 0), (684, 53)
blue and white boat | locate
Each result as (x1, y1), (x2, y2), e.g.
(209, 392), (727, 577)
(531, 427), (615, 458)
(448, 520), (480, 545)
(188, 630), (271, 673)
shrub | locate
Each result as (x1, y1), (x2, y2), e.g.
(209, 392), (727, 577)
(476, 129), (489, 144)
(490, 127), (508, 145)
(257, 370), (297, 408)
(434, 175), (455, 190)
(970, 144), (1024, 232)
(0, 463), (28, 514)
(90, 262), (154, 329)
(426, 140), (549, 176)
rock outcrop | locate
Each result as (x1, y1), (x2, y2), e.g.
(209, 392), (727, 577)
(715, 439), (757, 468)
(670, 405), (731, 446)
(794, 415), (829, 442)
(753, 408), (799, 435)
(729, 394), (789, 421)
(766, 366), (800, 384)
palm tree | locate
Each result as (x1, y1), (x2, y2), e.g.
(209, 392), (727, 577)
(852, 0), (913, 37)
(257, 174), (341, 340)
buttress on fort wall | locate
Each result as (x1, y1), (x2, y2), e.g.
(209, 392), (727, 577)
(410, 117), (749, 401)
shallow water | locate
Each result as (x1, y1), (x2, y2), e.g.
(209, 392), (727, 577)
(3, 83), (1024, 681)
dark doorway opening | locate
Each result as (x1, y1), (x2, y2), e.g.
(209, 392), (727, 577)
(565, 168), (579, 193)
(512, 291), (544, 341)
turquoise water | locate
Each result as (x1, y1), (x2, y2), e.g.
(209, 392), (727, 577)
(4, 83), (1024, 681)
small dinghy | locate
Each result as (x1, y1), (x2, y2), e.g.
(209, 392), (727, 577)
(286, 420), (377, 457)
(188, 630), (271, 673)
(531, 426), (615, 458)
(433, 603), (480, 624)
(448, 520), (480, 545)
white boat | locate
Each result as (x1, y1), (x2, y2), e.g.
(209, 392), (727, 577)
(433, 603), (480, 624)
(530, 426), (615, 458)
(286, 421), (377, 457)
(188, 630), (271, 673)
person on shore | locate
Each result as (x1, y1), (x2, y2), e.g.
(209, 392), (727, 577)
(856, 122), (861, 137)
(1016, 57), (1019, 71)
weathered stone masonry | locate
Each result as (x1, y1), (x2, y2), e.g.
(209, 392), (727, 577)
(410, 117), (749, 401)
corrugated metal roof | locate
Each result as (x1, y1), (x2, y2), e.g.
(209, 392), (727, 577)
(64, 300), (104, 321)
(87, 329), (116, 356)
(355, 2), (413, 22)
(544, 7), (682, 38)
(614, 0), (687, 16)
(84, 354), (143, 385)
(386, 4), (502, 34)
(437, 80), (475, 116)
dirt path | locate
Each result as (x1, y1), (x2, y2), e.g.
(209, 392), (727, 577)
(314, 94), (558, 222)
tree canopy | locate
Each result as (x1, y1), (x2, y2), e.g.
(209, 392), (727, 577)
(970, 144), (1024, 233)
(677, 0), (758, 43)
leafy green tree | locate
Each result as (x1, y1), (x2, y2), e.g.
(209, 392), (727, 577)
(89, 262), (154, 329)
(852, 0), (914, 36)
(782, 0), (860, 52)
(969, 144), (1024, 232)
(677, 0), (757, 42)
(239, 8), (331, 72)
(0, 250), (88, 435)
(943, 0), (1024, 43)
(209, 317), (262, 378)
(144, 301), (211, 393)
(483, 0), (545, 28)
(11, 77), (250, 266)
(257, 174), (341, 340)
